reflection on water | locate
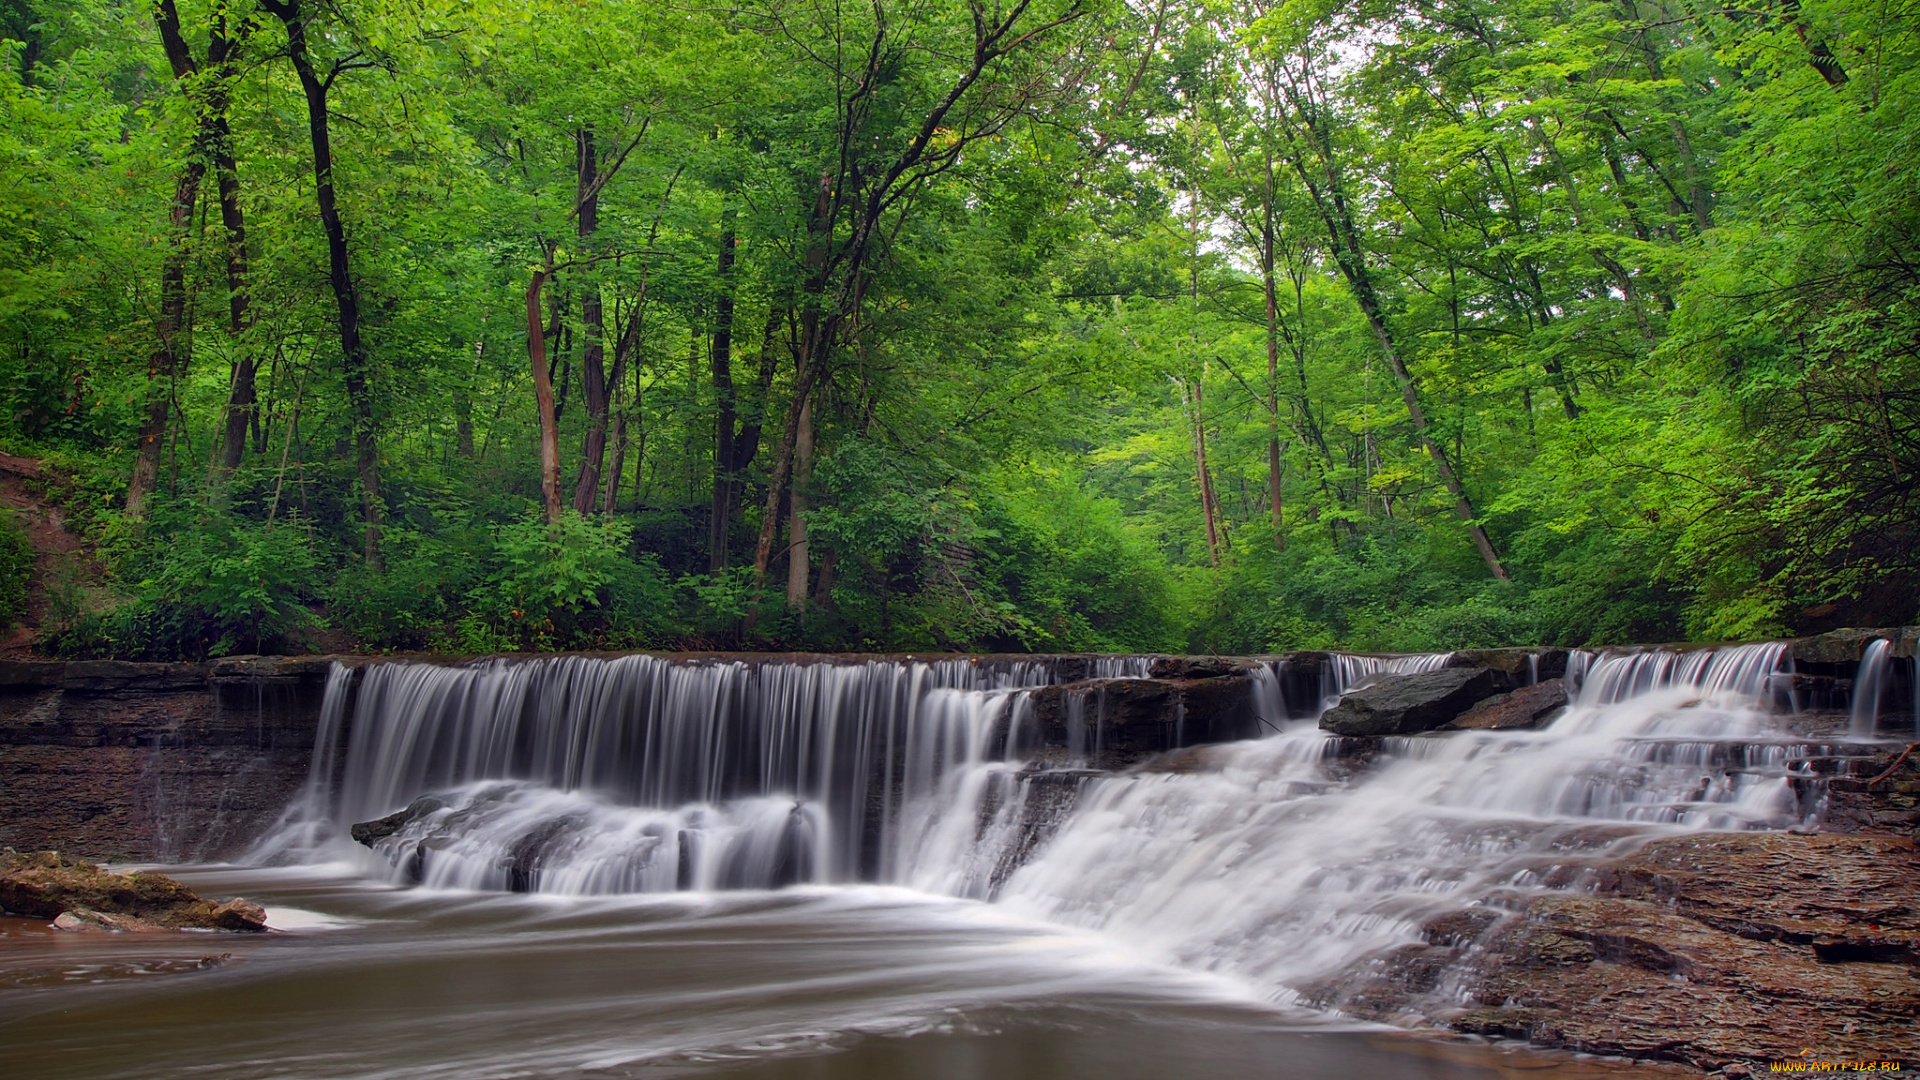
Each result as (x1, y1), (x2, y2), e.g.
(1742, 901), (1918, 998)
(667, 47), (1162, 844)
(0, 865), (1678, 1080)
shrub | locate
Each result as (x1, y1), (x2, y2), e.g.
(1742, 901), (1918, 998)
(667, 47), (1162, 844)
(48, 508), (320, 658)
(0, 508), (28, 632)
(329, 530), (481, 651)
(465, 510), (671, 650)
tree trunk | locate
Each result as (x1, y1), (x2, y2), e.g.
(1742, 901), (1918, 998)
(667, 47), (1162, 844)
(213, 139), (254, 471)
(571, 129), (610, 513)
(812, 545), (835, 610)
(1260, 162), (1284, 550)
(708, 210), (739, 571)
(786, 393), (813, 611)
(1280, 95), (1508, 579)
(126, 159), (202, 521)
(753, 174), (832, 593)
(130, 0), (236, 518)
(1192, 379), (1221, 567)
(455, 341), (477, 458)
(527, 265), (564, 525)
(603, 388), (626, 514)
(202, 12), (254, 474)
(264, 0), (382, 565)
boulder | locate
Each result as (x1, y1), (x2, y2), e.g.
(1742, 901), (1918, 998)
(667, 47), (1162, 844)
(1445, 678), (1568, 731)
(1447, 648), (1568, 681)
(1319, 666), (1502, 736)
(0, 848), (266, 931)
(350, 796), (447, 845)
(1789, 628), (1897, 666)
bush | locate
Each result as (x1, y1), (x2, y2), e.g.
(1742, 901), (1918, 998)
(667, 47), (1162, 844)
(48, 508), (321, 659)
(329, 529), (482, 651)
(0, 508), (28, 631)
(463, 510), (672, 650)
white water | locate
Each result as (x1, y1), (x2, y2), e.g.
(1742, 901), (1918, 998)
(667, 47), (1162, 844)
(997, 643), (1806, 1002)
(1851, 638), (1892, 738)
(260, 655), (1051, 892)
(259, 641), (1853, 1009)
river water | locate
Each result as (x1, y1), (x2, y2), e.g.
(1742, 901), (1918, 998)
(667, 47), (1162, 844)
(0, 643), (1865, 1078)
(0, 864), (1679, 1079)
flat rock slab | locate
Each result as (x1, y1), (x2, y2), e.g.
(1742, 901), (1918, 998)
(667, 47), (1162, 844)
(1314, 832), (1920, 1071)
(1319, 666), (1503, 736)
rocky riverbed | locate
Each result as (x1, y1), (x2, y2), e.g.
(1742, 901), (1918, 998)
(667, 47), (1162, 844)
(1302, 744), (1920, 1073)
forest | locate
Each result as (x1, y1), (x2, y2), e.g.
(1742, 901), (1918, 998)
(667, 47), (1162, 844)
(0, 0), (1915, 659)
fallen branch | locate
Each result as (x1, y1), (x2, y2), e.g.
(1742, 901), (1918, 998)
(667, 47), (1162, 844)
(1866, 743), (1918, 787)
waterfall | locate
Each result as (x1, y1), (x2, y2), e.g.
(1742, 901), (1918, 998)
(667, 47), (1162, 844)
(1850, 638), (1891, 738)
(1089, 655), (1153, 679)
(993, 642), (1811, 1003)
(256, 640), (1885, 1010)
(263, 654), (1052, 892)
(1324, 652), (1452, 697)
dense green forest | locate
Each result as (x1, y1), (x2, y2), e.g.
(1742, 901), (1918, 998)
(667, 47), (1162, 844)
(0, 0), (1914, 657)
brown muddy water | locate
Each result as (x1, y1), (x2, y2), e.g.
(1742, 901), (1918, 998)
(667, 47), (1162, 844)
(0, 864), (1681, 1080)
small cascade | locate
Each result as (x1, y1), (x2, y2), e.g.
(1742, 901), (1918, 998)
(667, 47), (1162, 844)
(1088, 656), (1153, 680)
(1318, 651), (1453, 712)
(994, 640), (1815, 1004)
(1850, 638), (1892, 737)
(1574, 641), (1790, 708)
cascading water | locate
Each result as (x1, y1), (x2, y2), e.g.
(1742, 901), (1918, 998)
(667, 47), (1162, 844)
(1322, 651), (1452, 701)
(259, 640), (1867, 1015)
(1851, 638), (1892, 738)
(991, 643), (1817, 1004)
(262, 654), (1052, 894)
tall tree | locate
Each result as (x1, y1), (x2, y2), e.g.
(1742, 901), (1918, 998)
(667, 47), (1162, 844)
(127, 0), (248, 518)
(258, 0), (383, 565)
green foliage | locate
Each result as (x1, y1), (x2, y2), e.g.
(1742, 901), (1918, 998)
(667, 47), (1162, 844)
(0, 507), (28, 631)
(50, 508), (320, 658)
(463, 511), (671, 651)
(978, 470), (1190, 652)
(6, 0), (1920, 659)
(327, 529), (477, 651)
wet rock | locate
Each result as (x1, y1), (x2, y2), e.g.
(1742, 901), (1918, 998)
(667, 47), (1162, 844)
(1337, 831), (1920, 1071)
(1447, 648), (1568, 681)
(1318, 667), (1503, 736)
(1144, 655), (1261, 680)
(350, 796), (447, 845)
(208, 897), (268, 931)
(52, 907), (165, 932)
(1802, 746), (1920, 837)
(1420, 907), (1504, 948)
(1025, 675), (1261, 768)
(1789, 628), (1898, 666)
(0, 849), (266, 931)
(1, 655), (335, 861)
(1444, 678), (1568, 731)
